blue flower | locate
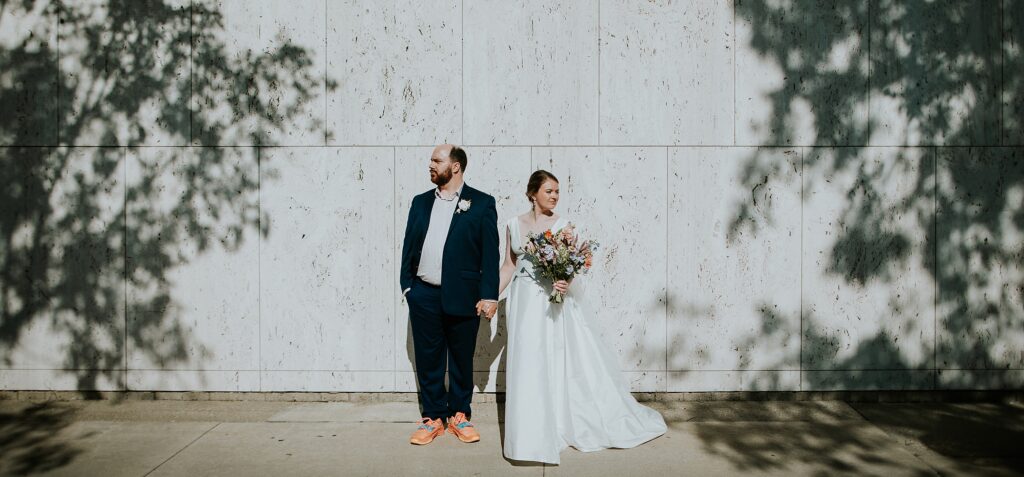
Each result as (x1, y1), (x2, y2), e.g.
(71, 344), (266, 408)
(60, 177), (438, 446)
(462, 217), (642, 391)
(541, 246), (555, 261)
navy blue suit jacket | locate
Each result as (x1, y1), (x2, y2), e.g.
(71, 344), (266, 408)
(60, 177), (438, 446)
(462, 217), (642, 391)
(400, 184), (500, 317)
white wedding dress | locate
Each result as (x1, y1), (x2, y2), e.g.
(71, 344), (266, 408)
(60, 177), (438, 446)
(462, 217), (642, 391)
(502, 216), (666, 464)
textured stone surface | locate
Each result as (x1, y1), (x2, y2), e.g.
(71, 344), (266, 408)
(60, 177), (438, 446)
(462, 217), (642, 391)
(1007, 0), (1024, 145)
(668, 371), (801, 392)
(936, 148), (1024, 375)
(59, 0), (190, 146)
(667, 147), (801, 378)
(128, 370), (260, 392)
(533, 147), (667, 372)
(0, 421), (217, 477)
(4, 0), (1023, 395)
(326, 1), (461, 145)
(624, 371), (666, 393)
(546, 422), (931, 476)
(0, 147), (125, 372)
(0, 2), (58, 146)
(802, 370), (936, 391)
(735, 0), (869, 146)
(260, 148), (395, 377)
(657, 401), (863, 422)
(9, 400), (1023, 476)
(870, 1), (1001, 146)
(394, 371), (417, 392)
(126, 147), (260, 376)
(600, 0), (733, 145)
(191, 0), (325, 146)
(802, 148), (935, 376)
(266, 402), (421, 422)
(147, 421), (541, 477)
(0, 369), (123, 392)
(464, 0), (598, 145)
(937, 370), (1024, 390)
(393, 146), (433, 375)
(260, 371), (393, 393)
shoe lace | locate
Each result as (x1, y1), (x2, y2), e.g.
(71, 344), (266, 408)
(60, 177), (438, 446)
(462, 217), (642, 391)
(450, 413), (473, 429)
(417, 418), (437, 431)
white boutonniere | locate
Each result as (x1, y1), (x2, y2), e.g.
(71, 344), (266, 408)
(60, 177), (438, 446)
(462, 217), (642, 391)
(456, 199), (472, 214)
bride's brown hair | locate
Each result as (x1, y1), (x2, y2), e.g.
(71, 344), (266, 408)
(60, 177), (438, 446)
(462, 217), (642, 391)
(526, 170), (559, 203)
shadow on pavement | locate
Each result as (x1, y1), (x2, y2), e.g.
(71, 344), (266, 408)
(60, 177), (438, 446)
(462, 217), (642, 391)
(853, 402), (1024, 474)
(0, 403), (81, 475)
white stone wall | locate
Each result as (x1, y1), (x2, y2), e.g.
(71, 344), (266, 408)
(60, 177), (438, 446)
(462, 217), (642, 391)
(1, 0), (1022, 393)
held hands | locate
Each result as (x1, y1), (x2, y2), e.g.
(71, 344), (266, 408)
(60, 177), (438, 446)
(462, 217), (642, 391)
(476, 300), (498, 320)
(553, 279), (572, 295)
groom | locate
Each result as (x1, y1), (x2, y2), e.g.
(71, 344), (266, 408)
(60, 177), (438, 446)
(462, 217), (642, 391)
(400, 144), (499, 445)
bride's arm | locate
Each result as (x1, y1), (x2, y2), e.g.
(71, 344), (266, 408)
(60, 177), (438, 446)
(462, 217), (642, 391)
(497, 225), (517, 297)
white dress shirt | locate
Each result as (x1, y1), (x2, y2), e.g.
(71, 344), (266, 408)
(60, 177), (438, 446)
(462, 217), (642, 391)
(416, 184), (463, 286)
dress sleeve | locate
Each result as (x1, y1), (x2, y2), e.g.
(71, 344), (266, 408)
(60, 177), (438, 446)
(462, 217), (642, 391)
(506, 216), (518, 250)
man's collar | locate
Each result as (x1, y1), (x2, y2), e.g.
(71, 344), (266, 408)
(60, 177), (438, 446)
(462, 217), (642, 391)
(435, 182), (465, 201)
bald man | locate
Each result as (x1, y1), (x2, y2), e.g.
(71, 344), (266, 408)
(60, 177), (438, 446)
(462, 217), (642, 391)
(400, 145), (499, 445)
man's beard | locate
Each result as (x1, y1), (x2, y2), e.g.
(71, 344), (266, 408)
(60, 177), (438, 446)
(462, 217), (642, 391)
(430, 166), (453, 186)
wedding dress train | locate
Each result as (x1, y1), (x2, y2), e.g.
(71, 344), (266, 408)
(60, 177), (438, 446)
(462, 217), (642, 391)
(502, 216), (666, 464)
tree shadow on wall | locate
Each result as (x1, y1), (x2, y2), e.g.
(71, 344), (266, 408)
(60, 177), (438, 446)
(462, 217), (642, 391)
(727, 0), (1022, 389)
(1, 0), (325, 471)
(661, 0), (1023, 474)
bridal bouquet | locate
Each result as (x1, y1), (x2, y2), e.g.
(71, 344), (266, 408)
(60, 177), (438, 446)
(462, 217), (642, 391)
(523, 223), (599, 304)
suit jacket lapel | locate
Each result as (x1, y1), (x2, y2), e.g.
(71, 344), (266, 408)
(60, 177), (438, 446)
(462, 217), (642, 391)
(412, 191), (435, 248)
(445, 184), (472, 243)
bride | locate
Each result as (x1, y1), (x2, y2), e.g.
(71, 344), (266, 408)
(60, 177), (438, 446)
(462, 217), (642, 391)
(497, 170), (666, 464)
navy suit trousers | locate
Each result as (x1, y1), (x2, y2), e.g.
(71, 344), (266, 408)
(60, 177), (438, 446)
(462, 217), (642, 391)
(407, 278), (480, 421)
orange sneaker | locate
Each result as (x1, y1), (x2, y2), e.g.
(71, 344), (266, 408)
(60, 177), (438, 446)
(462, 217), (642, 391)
(410, 417), (444, 445)
(447, 412), (480, 443)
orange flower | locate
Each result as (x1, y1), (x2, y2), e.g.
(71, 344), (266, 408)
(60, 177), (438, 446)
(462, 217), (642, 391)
(544, 230), (553, 240)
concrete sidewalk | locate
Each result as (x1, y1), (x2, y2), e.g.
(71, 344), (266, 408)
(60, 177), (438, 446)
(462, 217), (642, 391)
(0, 399), (1022, 476)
